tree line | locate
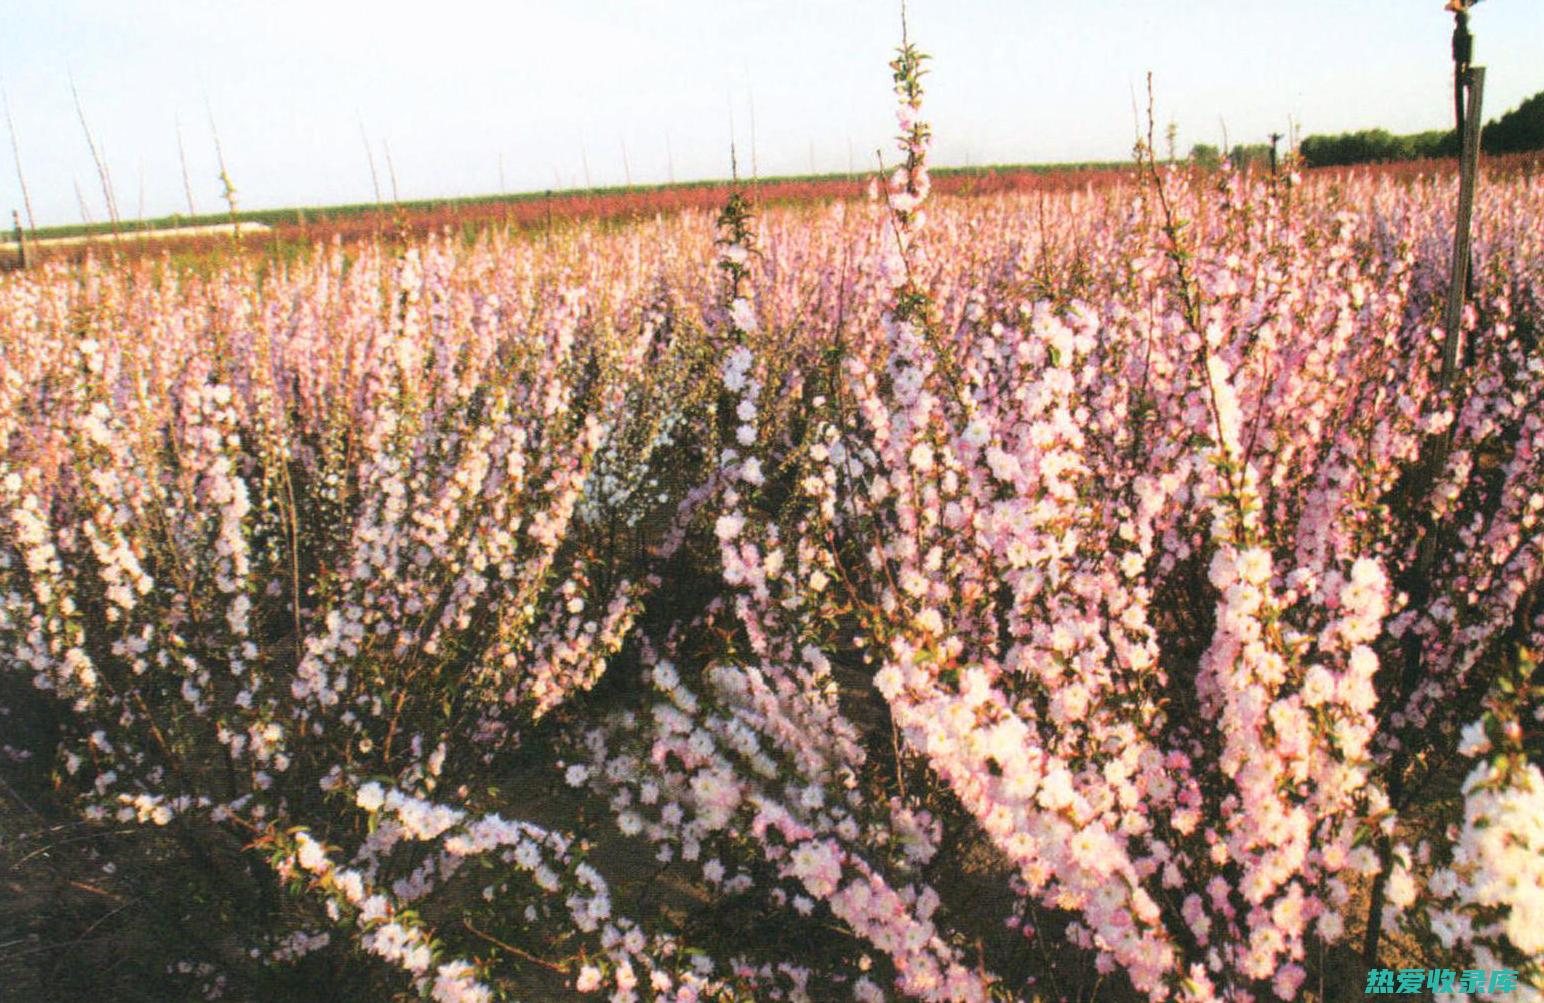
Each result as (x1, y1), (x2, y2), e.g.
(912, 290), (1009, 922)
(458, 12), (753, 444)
(1295, 89), (1544, 167)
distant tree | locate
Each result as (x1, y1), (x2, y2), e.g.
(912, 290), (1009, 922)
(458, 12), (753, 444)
(1189, 142), (1221, 169)
(1407, 130), (1458, 159)
(1483, 90), (1544, 155)
(1228, 143), (1272, 171)
(1299, 128), (1459, 167)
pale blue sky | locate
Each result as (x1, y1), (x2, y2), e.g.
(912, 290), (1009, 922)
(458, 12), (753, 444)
(1, 1), (1540, 227)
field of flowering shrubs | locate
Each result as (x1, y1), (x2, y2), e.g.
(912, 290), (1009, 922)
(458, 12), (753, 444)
(2, 42), (1543, 1003)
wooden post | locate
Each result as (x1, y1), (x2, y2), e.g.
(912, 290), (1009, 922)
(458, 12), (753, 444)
(1452, 10), (1473, 140)
(12, 209), (26, 269)
(1362, 9), (1485, 971)
(1268, 132), (1283, 176)
(1440, 65), (1484, 388)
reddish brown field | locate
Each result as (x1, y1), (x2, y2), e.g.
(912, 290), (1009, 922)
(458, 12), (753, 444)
(8, 153), (1540, 270)
(6, 165), (1138, 268)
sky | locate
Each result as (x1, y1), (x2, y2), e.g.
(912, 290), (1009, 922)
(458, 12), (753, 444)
(1, 1), (1540, 228)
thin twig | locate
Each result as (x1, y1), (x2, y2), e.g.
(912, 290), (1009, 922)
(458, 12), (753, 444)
(2, 83), (36, 231)
(70, 75), (119, 230)
(461, 918), (569, 973)
(0, 772), (43, 819)
(175, 114), (198, 218)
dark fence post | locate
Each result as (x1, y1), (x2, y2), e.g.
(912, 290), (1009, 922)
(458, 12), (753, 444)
(12, 209), (26, 270)
(1452, 10), (1472, 139)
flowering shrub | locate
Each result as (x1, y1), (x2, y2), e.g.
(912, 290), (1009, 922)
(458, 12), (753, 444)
(1391, 650), (1543, 1001)
(2, 35), (1542, 1003)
